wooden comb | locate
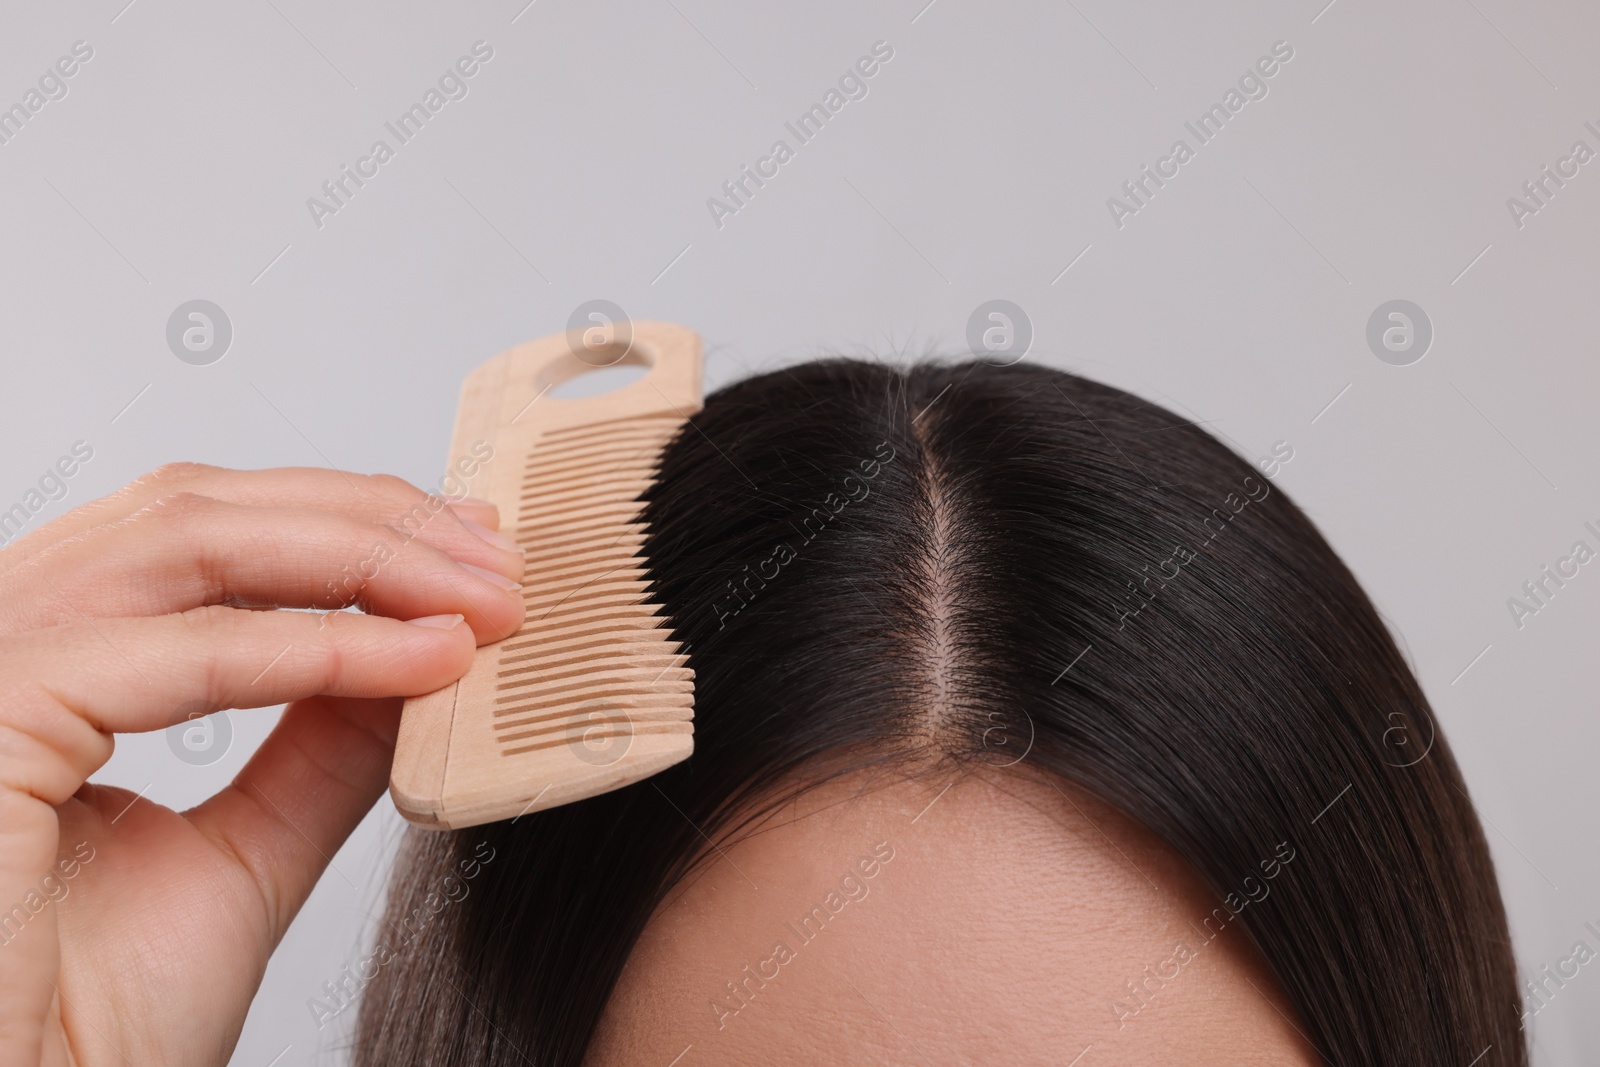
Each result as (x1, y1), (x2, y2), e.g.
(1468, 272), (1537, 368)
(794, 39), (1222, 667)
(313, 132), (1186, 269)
(390, 321), (703, 830)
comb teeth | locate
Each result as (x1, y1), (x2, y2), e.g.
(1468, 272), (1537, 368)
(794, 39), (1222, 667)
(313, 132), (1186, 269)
(390, 321), (704, 830)
(492, 416), (693, 759)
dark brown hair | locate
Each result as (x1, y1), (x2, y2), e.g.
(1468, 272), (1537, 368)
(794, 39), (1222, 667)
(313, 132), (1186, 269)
(355, 358), (1524, 1066)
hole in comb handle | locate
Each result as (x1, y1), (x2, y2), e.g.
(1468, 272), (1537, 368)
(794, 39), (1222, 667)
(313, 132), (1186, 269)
(549, 363), (650, 400)
(390, 322), (704, 831)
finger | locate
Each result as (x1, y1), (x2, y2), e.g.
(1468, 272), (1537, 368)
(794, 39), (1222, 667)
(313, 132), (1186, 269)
(0, 464), (510, 576)
(0, 606), (476, 806)
(444, 498), (501, 530)
(0, 494), (525, 641)
(0, 788), (62, 1067)
(185, 694), (400, 947)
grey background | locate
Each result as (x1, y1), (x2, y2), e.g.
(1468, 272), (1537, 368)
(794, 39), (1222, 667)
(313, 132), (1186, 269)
(2, 0), (1595, 1062)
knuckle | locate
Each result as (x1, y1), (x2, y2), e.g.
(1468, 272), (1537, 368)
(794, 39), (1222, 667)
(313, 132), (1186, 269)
(365, 471), (414, 494)
(139, 461), (216, 489)
(366, 472), (427, 505)
(371, 521), (415, 555)
(136, 490), (217, 521)
(323, 633), (346, 692)
(393, 497), (446, 543)
(172, 605), (238, 706)
(0, 721), (89, 805)
(176, 602), (239, 633)
(121, 492), (222, 547)
(308, 614), (346, 689)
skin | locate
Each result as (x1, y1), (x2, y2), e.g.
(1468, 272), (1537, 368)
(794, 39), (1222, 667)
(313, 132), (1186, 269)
(0, 462), (1320, 1065)
(0, 464), (526, 1066)
(587, 766), (1324, 1066)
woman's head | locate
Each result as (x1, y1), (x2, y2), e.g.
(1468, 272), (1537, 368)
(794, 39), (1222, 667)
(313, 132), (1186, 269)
(357, 357), (1524, 1065)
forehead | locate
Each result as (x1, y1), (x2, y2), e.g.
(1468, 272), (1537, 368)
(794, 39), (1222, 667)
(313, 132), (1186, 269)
(584, 766), (1318, 1066)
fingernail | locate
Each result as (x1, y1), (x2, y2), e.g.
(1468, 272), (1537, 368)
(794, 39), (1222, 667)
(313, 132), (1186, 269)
(462, 518), (522, 554)
(408, 613), (465, 629)
(461, 562), (523, 592)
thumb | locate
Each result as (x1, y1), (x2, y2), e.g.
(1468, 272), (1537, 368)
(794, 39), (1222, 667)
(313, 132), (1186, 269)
(184, 694), (402, 946)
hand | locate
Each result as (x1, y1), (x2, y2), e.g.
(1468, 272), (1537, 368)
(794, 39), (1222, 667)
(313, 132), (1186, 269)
(0, 463), (526, 1066)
